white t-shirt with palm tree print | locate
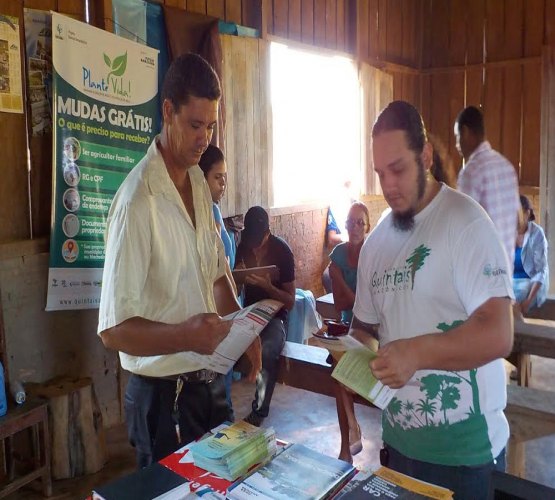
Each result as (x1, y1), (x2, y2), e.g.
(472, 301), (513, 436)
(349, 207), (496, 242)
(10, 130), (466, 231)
(354, 184), (513, 466)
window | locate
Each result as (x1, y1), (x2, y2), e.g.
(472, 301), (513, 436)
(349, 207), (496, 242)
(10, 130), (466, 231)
(270, 42), (363, 208)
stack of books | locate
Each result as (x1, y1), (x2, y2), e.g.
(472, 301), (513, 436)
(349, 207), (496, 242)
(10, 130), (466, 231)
(227, 442), (356, 500)
(189, 420), (277, 481)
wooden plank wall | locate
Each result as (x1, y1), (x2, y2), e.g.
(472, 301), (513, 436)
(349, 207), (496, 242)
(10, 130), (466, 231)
(220, 34), (270, 217)
(0, 0), (87, 244)
(6, 0), (554, 242)
(419, 0), (549, 187)
(355, 0), (422, 123)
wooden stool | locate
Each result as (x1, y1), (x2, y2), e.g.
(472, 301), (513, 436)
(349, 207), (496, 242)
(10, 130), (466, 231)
(27, 377), (106, 479)
(0, 398), (52, 498)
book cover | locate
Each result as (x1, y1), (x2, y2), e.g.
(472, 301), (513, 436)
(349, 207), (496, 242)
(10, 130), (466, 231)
(92, 462), (190, 500)
(160, 424), (285, 498)
(335, 467), (453, 499)
(159, 439), (231, 499)
(227, 443), (356, 500)
(331, 348), (397, 409)
(189, 420), (267, 460)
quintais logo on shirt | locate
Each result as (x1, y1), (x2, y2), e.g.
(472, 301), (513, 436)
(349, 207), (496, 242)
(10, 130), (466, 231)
(371, 244), (431, 293)
(483, 264), (507, 277)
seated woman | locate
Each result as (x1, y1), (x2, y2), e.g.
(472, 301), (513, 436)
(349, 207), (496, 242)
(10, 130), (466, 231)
(329, 201), (371, 463)
(513, 195), (549, 314)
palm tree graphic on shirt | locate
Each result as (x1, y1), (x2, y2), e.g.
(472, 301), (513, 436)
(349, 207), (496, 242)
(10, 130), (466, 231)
(385, 319), (481, 429)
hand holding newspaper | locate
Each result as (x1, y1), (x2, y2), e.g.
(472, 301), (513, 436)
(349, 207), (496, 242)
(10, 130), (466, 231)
(312, 330), (397, 410)
(183, 299), (283, 375)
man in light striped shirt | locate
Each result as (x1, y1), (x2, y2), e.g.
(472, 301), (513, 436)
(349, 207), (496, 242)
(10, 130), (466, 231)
(455, 106), (520, 267)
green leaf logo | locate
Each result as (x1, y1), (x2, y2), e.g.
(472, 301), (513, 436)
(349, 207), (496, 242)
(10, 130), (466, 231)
(110, 52), (127, 77)
(104, 52), (128, 82)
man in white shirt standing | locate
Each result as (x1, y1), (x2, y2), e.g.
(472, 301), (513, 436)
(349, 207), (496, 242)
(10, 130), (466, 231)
(98, 54), (256, 468)
(353, 101), (513, 499)
(455, 106), (520, 266)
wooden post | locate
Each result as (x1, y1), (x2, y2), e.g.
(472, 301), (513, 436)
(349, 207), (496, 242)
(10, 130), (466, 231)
(27, 376), (106, 479)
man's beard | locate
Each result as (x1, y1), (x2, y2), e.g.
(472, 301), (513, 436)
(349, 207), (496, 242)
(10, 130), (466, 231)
(392, 157), (427, 232)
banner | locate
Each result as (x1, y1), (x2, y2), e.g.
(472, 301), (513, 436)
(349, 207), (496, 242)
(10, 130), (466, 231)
(46, 13), (158, 310)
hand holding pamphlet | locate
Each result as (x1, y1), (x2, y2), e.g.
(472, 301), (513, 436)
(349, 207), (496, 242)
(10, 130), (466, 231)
(181, 299), (283, 375)
(311, 325), (396, 409)
(332, 347), (397, 410)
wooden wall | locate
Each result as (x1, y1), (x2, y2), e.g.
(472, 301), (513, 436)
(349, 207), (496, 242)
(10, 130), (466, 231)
(419, 0), (551, 187)
(0, 0), (88, 244)
(220, 34), (271, 217)
(4, 0), (553, 243)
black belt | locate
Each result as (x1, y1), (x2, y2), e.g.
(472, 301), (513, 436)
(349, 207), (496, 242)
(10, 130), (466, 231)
(139, 369), (218, 384)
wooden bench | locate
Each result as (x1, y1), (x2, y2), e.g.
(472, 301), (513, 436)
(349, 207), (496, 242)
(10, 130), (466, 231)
(278, 340), (555, 479)
(506, 384), (555, 477)
(510, 317), (555, 386)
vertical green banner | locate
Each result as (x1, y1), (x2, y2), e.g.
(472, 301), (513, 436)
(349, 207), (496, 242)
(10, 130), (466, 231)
(47, 13), (158, 311)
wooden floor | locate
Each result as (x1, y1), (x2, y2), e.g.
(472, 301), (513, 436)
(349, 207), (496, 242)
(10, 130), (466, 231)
(7, 357), (555, 499)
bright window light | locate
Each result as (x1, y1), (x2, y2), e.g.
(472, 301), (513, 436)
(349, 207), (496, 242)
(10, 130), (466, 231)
(270, 42), (362, 208)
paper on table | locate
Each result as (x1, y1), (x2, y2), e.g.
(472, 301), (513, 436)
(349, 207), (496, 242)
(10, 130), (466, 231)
(311, 331), (368, 352)
(331, 348), (397, 410)
(180, 299), (283, 375)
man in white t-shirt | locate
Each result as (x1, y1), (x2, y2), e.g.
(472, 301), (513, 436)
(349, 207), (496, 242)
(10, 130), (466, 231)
(98, 54), (259, 468)
(352, 101), (513, 499)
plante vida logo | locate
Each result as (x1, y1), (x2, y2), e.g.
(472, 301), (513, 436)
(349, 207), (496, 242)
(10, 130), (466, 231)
(82, 51), (131, 99)
(103, 51), (127, 79)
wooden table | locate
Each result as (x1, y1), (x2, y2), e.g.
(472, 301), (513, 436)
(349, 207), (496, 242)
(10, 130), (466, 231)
(496, 317), (555, 477)
(510, 317), (555, 387)
(0, 398), (52, 497)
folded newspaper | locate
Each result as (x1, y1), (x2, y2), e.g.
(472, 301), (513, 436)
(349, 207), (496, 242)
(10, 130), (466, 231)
(182, 299), (283, 375)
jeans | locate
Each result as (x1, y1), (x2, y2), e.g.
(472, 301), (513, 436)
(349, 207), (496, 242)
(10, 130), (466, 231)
(224, 369), (234, 420)
(383, 444), (506, 500)
(513, 278), (539, 308)
(251, 317), (286, 418)
(124, 373), (232, 469)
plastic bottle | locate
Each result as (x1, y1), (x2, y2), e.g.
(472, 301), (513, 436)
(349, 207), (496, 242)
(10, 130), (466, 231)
(0, 362), (8, 416)
(9, 379), (25, 405)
